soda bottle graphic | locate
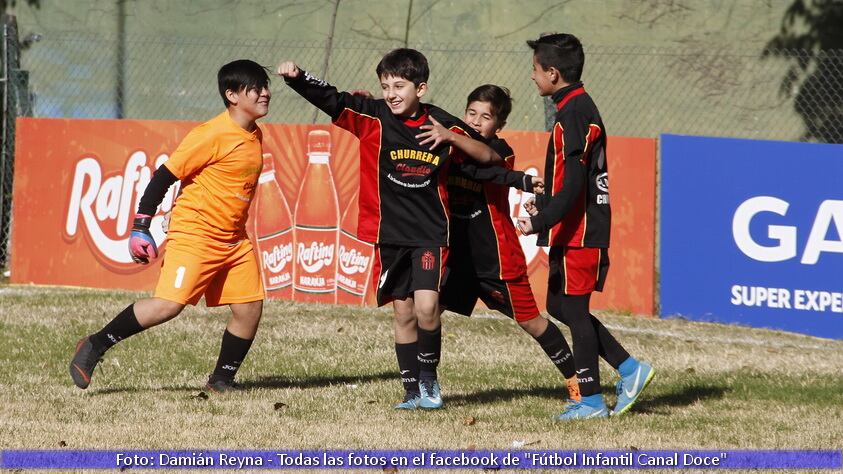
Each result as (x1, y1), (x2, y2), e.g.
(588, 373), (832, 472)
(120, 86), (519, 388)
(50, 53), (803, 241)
(254, 153), (294, 299)
(335, 191), (375, 305)
(293, 129), (339, 302)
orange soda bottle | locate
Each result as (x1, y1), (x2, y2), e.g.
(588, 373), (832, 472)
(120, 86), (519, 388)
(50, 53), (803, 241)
(253, 153), (294, 299)
(335, 191), (375, 305)
(293, 129), (339, 302)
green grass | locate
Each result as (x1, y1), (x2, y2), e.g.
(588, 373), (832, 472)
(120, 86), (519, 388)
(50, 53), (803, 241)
(1, 285), (841, 471)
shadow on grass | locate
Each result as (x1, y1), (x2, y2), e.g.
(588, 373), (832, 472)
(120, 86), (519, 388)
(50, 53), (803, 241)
(445, 385), (569, 407)
(241, 371), (395, 390)
(447, 382), (729, 410)
(629, 383), (730, 414)
(88, 371), (396, 395)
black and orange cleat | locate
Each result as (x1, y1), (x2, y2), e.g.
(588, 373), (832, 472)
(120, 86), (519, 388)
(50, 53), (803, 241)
(69, 336), (105, 389)
(204, 375), (242, 394)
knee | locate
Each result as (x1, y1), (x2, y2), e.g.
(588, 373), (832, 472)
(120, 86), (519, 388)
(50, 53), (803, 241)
(394, 308), (417, 330)
(232, 301), (263, 322)
(155, 298), (185, 319)
(414, 301), (438, 327)
(517, 316), (546, 338)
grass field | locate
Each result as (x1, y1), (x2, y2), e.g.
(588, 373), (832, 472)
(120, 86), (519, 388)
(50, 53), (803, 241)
(1, 285), (841, 472)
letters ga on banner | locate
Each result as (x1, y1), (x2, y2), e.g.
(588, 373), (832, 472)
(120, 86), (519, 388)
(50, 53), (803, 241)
(11, 118), (656, 315)
(660, 134), (843, 339)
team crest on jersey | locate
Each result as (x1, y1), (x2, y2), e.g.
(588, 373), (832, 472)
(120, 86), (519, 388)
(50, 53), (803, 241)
(596, 172), (609, 192)
(420, 250), (436, 271)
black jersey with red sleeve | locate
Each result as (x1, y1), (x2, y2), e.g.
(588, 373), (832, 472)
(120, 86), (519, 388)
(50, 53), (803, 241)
(285, 70), (533, 247)
(531, 82), (610, 248)
(447, 137), (529, 280)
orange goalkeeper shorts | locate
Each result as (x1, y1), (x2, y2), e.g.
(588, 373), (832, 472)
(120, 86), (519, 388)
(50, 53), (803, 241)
(154, 235), (264, 307)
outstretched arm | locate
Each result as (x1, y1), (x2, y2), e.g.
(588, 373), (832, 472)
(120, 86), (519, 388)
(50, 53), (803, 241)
(456, 161), (544, 194)
(277, 61), (375, 124)
(416, 116), (503, 164)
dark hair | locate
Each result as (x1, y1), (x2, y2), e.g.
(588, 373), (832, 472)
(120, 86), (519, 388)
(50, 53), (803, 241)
(466, 84), (513, 125)
(376, 48), (429, 86)
(217, 59), (270, 107)
(526, 33), (584, 83)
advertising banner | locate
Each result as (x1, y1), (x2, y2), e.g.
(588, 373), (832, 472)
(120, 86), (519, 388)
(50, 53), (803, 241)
(12, 118), (656, 315)
(660, 134), (843, 339)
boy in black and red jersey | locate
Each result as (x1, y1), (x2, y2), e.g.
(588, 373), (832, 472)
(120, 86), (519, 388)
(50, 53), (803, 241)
(277, 49), (541, 410)
(439, 84), (582, 405)
(518, 33), (655, 420)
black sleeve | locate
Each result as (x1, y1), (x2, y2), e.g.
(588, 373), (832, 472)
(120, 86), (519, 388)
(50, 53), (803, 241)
(137, 165), (178, 216)
(285, 70), (377, 130)
(530, 113), (589, 233)
(455, 161), (535, 192)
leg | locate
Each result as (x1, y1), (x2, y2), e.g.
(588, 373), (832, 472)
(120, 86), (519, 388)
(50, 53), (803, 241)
(133, 297), (186, 328)
(410, 247), (447, 409)
(202, 239), (268, 392)
(545, 246), (608, 420)
(226, 300), (263, 339)
(205, 300), (262, 392)
(393, 297), (418, 344)
(590, 313), (630, 369)
(553, 293), (601, 397)
(484, 276), (579, 400)
(392, 297), (422, 408)
(414, 289), (441, 380)
(70, 297), (184, 390)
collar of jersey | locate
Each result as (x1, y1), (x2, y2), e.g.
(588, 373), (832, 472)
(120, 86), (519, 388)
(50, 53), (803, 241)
(552, 82), (585, 111)
(400, 106), (429, 127)
(222, 111), (260, 140)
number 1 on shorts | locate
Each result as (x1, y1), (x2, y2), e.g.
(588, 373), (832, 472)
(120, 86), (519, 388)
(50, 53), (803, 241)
(174, 266), (186, 289)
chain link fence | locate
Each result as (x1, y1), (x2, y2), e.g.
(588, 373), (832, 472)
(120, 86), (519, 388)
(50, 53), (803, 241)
(2, 30), (843, 266)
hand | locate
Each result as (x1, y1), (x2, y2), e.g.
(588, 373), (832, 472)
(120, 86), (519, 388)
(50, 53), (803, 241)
(415, 116), (454, 150)
(517, 217), (536, 236)
(350, 89), (374, 99)
(276, 61), (301, 79)
(523, 197), (539, 216)
(530, 176), (545, 194)
(129, 214), (159, 264)
(161, 211), (171, 234)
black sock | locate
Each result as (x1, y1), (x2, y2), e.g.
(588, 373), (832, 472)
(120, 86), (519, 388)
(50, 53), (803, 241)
(591, 314), (630, 369)
(91, 304), (144, 350)
(395, 342), (420, 395)
(417, 326), (441, 381)
(534, 322), (576, 379)
(549, 293), (602, 396)
(211, 330), (253, 382)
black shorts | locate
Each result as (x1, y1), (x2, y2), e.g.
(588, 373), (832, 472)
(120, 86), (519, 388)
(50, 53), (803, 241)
(440, 257), (540, 322)
(372, 245), (447, 306)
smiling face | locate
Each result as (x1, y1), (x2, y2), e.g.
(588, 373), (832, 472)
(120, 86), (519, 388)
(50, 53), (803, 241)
(531, 54), (556, 97)
(380, 74), (426, 118)
(463, 100), (501, 139)
(233, 85), (271, 120)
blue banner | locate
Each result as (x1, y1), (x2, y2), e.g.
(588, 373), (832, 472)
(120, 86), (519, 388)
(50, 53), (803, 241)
(1, 450), (840, 469)
(660, 134), (843, 339)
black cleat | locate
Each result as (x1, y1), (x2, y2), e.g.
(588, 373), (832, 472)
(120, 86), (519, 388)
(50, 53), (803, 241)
(205, 376), (242, 394)
(69, 336), (105, 389)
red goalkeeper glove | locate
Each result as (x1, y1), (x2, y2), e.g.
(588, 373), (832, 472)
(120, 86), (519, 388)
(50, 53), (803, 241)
(129, 214), (159, 264)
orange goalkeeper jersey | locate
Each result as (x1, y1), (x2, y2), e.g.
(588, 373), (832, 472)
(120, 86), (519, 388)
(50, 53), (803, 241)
(164, 111), (263, 243)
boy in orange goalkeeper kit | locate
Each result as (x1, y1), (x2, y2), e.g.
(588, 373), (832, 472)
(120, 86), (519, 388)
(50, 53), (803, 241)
(69, 59), (271, 393)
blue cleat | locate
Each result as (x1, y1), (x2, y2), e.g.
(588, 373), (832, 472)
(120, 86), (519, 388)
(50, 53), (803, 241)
(553, 399), (609, 421)
(418, 379), (443, 409)
(612, 361), (655, 416)
(394, 392), (421, 410)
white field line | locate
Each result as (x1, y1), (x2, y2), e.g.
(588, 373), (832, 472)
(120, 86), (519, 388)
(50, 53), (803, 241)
(467, 311), (841, 352)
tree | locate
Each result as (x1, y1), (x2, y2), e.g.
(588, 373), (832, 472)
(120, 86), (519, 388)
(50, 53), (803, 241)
(763, 0), (843, 143)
